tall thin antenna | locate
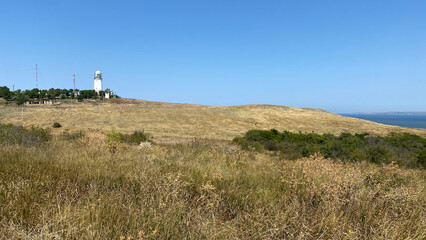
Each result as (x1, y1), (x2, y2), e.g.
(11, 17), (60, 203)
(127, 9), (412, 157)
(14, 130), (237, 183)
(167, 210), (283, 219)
(13, 84), (14, 91)
(73, 73), (75, 92)
(35, 64), (38, 88)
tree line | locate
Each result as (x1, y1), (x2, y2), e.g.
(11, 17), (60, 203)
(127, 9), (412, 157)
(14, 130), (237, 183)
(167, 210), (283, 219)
(0, 86), (117, 105)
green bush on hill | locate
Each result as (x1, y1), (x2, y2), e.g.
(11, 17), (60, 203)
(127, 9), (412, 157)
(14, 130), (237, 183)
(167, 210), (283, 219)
(122, 130), (150, 145)
(0, 123), (51, 146)
(234, 129), (426, 168)
(106, 129), (151, 153)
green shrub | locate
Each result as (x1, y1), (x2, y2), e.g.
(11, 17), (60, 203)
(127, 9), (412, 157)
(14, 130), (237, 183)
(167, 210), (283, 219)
(52, 122), (62, 128)
(106, 128), (123, 153)
(418, 150), (426, 168)
(122, 130), (150, 145)
(0, 124), (51, 146)
(60, 131), (84, 140)
(234, 129), (425, 168)
(105, 129), (151, 152)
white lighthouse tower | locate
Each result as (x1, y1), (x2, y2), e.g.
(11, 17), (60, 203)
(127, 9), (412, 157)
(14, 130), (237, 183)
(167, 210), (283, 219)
(94, 71), (102, 93)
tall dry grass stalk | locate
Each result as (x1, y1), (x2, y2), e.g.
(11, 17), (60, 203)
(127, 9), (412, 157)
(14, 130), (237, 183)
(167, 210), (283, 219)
(0, 133), (425, 239)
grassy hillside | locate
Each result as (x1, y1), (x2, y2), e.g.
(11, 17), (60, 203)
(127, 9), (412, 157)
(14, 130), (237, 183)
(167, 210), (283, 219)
(1, 99), (425, 239)
(0, 98), (425, 140)
(1, 130), (425, 239)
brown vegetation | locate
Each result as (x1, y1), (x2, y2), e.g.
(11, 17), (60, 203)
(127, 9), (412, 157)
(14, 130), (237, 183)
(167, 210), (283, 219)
(1, 100), (425, 239)
(0, 132), (425, 239)
(0, 99), (425, 140)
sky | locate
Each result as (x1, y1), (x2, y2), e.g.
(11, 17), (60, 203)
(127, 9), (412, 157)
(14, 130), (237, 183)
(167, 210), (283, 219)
(1, 0), (425, 113)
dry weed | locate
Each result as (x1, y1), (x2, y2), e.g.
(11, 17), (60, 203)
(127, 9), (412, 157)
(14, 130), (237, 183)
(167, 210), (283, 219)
(0, 138), (424, 239)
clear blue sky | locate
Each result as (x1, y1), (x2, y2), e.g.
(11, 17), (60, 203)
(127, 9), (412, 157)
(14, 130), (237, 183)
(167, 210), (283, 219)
(1, 0), (425, 113)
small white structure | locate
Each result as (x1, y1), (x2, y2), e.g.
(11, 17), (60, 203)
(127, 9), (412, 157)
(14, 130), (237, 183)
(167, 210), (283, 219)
(105, 88), (112, 99)
(94, 71), (102, 93)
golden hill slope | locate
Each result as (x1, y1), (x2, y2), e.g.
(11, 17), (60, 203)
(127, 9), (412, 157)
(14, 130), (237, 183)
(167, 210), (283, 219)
(1, 98), (425, 139)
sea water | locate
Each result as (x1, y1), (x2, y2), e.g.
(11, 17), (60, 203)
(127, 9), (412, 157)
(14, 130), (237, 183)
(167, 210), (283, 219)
(341, 114), (426, 129)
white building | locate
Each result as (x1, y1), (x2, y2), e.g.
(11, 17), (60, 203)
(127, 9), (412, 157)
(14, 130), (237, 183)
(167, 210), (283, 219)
(94, 70), (102, 93)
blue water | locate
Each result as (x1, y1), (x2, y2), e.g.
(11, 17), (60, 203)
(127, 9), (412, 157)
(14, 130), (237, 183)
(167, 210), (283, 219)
(341, 114), (426, 129)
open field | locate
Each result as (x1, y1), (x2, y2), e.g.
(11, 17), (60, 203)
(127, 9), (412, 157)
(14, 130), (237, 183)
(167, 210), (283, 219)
(1, 99), (425, 140)
(1, 134), (425, 239)
(1, 100), (425, 239)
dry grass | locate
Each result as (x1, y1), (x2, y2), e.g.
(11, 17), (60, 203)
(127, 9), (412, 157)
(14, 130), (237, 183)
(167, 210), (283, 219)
(1, 99), (425, 140)
(1, 100), (425, 239)
(0, 132), (425, 239)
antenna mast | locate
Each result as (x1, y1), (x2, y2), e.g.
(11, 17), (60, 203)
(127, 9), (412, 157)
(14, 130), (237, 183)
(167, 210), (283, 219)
(73, 72), (75, 92)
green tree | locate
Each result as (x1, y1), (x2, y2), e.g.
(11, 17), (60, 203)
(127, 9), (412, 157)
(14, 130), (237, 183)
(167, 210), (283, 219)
(98, 90), (105, 98)
(15, 93), (28, 105)
(0, 86), (11, 100)
(28, 88), (40, 99)
(47, 88), (56, 100)
(80, 90), (96, 99)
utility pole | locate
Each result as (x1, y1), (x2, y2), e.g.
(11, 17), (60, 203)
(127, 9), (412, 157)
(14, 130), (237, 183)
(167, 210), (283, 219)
(73, 73), (75, 92)
(36, 64), (38, 89)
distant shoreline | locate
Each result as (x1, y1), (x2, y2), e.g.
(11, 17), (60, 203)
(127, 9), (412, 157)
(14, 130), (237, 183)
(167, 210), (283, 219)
(340, 112), (426, 116)
(341, 113), (426, 129)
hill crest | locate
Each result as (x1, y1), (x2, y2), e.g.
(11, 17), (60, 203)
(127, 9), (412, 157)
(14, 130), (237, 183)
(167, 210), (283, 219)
(1, 98), (425, 139)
